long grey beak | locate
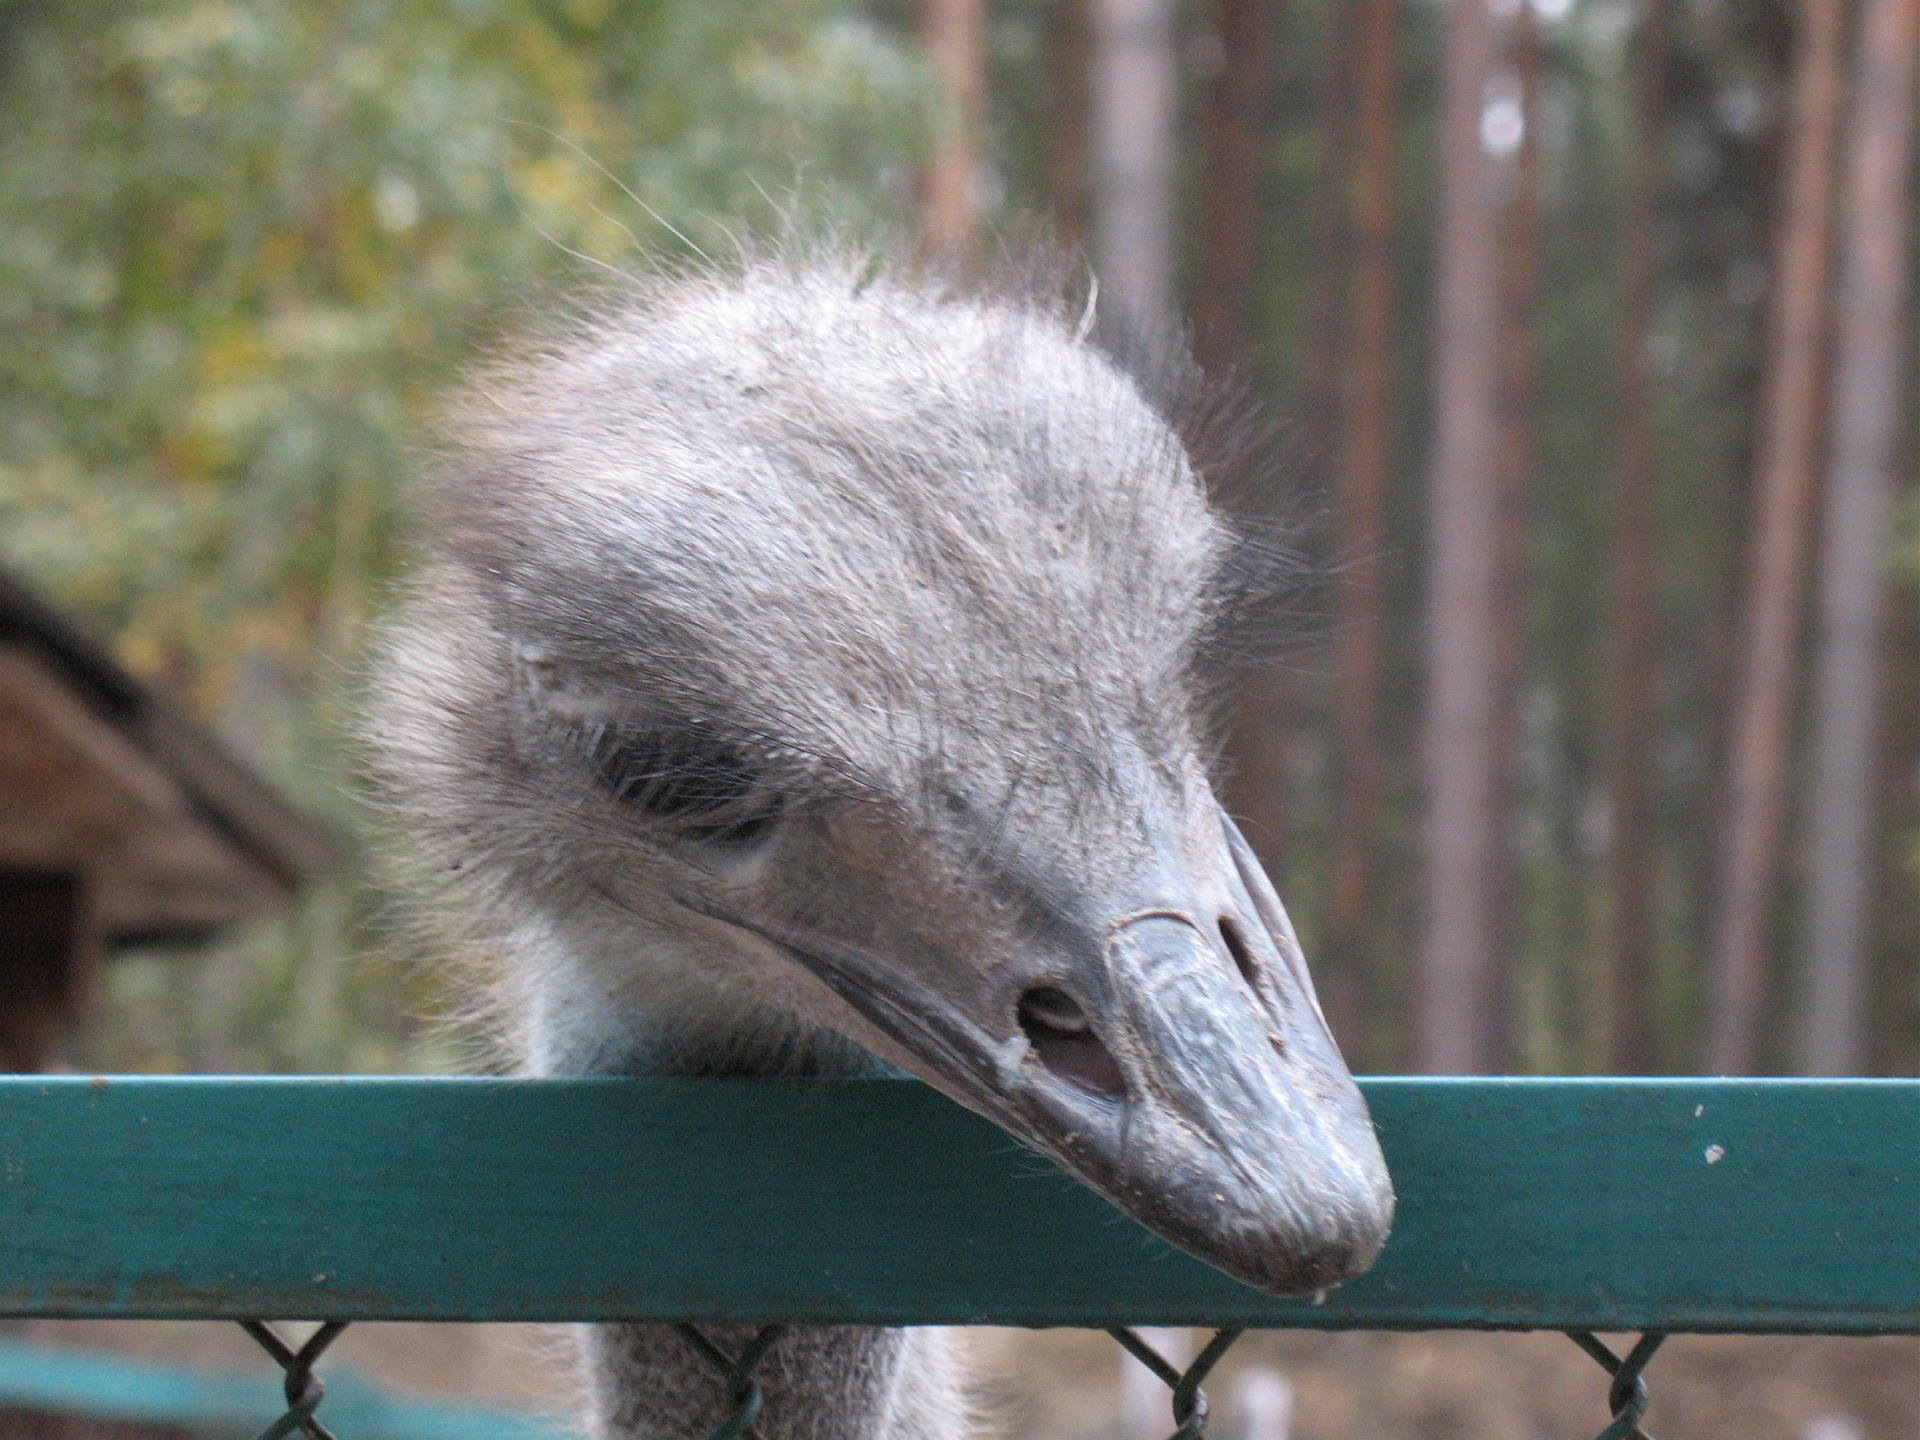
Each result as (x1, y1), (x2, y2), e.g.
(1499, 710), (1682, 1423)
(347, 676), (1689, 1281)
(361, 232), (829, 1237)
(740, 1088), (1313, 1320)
(995, 812), (1394, 1295)
(705, 805), (1394, 1299)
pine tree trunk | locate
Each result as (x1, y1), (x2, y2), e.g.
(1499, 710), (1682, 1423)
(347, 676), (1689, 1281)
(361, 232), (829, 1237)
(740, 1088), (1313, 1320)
(1045, 0), (1096, 250)
(1416, 0), (1511, 1073)
(1705, 0), (1846, 1074)
(1092, 0), (1179, 331)
(1796, 0), (1920, 1075)
(1325, 0), (1401, 1011)
(1192, 0), (1277, 373)
(1604, 0), (1668, 1074)
(919, 0), (986, 270)
(1197, 0), (1295, 952)
(1490, 0), (1542, 1067)
(1297, 0), (1358, 485)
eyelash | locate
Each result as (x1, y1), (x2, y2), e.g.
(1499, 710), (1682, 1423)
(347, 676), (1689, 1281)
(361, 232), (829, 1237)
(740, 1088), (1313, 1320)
(576, 723), (785, 846)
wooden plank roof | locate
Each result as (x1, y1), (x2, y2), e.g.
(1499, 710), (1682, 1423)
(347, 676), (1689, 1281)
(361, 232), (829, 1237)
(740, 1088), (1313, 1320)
(0, 567), (342, 943)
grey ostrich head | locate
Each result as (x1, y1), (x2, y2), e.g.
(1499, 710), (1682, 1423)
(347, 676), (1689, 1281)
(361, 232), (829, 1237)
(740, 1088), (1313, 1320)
(375, 252), (1393, 1297)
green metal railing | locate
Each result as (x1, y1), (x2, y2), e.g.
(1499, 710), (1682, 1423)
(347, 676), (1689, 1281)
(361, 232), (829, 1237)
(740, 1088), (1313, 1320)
(2, 1076), (1915, 1440)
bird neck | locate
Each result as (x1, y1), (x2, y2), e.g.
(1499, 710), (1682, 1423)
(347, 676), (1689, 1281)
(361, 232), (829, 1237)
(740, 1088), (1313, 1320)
(517, 911), (965, 1440)
(580, 1323), (966, 1440)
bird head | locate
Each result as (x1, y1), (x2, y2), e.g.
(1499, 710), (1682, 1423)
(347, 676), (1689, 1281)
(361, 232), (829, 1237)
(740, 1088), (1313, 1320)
(376, 256), (1393, 1298)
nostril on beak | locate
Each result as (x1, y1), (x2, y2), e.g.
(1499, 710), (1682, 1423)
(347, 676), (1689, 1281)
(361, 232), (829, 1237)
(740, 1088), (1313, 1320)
(1218, 916), (1260, 990)
(1220, 916), (1290, 1059)
(1017, 986), (1125, 1098)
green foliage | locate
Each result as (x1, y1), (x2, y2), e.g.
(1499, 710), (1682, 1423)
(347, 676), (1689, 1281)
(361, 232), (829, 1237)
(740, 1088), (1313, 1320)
(0, 0), (932, 1071)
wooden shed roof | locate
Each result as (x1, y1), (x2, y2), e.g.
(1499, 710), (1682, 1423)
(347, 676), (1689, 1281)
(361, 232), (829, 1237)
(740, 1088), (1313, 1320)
(0, 568), (342, 944)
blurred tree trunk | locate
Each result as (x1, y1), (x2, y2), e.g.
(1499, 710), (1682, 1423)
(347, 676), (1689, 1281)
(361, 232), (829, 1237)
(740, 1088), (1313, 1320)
(1324, 0), (1401, 1018)
(1046, 0), (1095, 250)
(919, 0), (986, 270)
(1490, 0), (1542, 1065)
(1705, 0), (1846, 1074)
(1298, 0), (1357, 485)
(1192, 0), (1276, 373)
(1093, 0), (1178, 331)
(1796, 0), (1920, 1075)
(1603, 0), (1669, 1074)
(1416, 0), (1511, 1073)
(1870, 572), (1920, 1073)
(1197, 0), (1293, 912)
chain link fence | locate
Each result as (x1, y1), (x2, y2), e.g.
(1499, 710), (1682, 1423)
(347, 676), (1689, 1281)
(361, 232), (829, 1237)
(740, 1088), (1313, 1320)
(228, 1320), (1675, 1440)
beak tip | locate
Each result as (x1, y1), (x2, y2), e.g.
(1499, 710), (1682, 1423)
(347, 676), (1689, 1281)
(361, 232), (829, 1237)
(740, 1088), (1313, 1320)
(1230, 1172), (1396, 1299)
(1159, 1107), (1397, 1300)
(1203, 1192), (1395, 1301)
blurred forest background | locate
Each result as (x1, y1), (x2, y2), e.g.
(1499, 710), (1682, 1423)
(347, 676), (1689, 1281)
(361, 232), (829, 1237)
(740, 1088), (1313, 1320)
(1, 0), (1914, 1077)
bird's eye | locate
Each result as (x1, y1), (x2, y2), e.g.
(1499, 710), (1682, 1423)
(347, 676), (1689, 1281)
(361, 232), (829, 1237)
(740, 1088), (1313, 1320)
(579, 724), (784, 846)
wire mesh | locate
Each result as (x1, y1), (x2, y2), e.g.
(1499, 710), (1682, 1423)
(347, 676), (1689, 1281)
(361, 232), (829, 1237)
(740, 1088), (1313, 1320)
(1567, 1331), (1668, 1440)
(238, 1320), (349, 1440)
(671, 1324), (791, 1440)
(1109, 1327), (1243, 1440)
(230, 1318), (1672, 1440)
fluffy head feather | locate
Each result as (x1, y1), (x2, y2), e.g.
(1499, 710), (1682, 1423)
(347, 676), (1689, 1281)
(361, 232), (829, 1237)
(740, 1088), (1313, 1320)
(370, 245), (1308, 1069)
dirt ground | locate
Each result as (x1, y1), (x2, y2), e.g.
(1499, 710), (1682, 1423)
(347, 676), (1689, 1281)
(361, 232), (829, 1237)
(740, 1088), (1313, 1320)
(966, 1327), (1920, 1440)
(10, 1319), (1917, 1439)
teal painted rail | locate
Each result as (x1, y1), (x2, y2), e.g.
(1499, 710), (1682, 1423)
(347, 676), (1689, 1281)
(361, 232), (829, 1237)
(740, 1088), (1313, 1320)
(0, 1076), (1914, 1334)
(0, 1337), (575, 1440)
